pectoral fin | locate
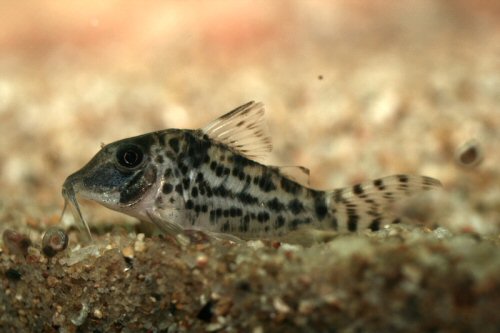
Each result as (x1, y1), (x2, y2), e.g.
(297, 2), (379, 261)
(146, 208), (184, 237)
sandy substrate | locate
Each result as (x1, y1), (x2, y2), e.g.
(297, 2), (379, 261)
(1, 226), (500, 332)
(1, 1), (500, 332)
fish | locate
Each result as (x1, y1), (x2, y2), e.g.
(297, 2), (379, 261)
(62, 101), (442, 241)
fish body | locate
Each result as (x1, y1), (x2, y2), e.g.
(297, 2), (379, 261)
(63, 102), (441, 240)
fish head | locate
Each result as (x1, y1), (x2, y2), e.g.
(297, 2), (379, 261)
(62, 133), (160, 217)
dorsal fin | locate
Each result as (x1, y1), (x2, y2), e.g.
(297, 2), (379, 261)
(202, 101), (272, 161)
(276, 165), (310, 186)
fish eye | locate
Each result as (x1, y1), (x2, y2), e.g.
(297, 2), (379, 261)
(116, 144), (144, 169)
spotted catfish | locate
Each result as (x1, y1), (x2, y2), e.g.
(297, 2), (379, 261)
(62, 101), (441, 240)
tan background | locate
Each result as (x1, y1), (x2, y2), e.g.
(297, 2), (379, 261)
(1, 2), (500, 331)
(0, 0), (499, 233)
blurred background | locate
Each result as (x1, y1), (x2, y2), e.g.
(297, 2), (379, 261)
(0, 0), (499, 233)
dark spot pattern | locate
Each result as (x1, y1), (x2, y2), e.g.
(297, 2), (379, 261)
(169, 138), (180, 153)
(221, 222), (230, 232)
(257, 211), (270, 223)
(162, 183), (173, 194)
(374, 179), (385, 190)
(267, 198), (285, 212)
(398, 175), (409, 183)
(240, 216), (250, 232)
(280, 177), (301, 195)
(230, 207), (242, 217)
(213, 185), (228, 198)
(353, 184), (365, 197)
(179, 163), (188, 175)
(313, 193), (328, 220)
(196, 173), (204, 183)
(345, 203), (357, 217)
(347, 215), (359, 231)
(164, 168), (172, 177)
(232, 154), (251, 167)
(215, 166), (224, 177)
(275, 216), (285, 229)
(289, 218), (309, 230)
(369, 218), (381, 231)
(184, 132), (211, 168)
(258, 173), (276, 192)
(333, 189), (343, 203)
(288, 199), (304, 214)
(383, 192), (395, 201)
(237, 192), (258, 205)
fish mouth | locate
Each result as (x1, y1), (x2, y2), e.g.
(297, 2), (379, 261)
(61, 178), (93, 240)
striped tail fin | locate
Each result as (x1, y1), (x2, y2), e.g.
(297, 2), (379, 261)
(326, 175), (442, 232)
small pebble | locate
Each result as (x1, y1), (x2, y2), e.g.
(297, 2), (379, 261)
(273, 297), (291, 314)
(5, 268), (22, 281)
(298, 300), (315, 314)
(206, 323), (224, 332)
(122, 246), (134, 259)
(455, 139), (483, 168)
(134, 234), (146, 252)
(46, 276), (58, 287)
(93, 309), (103, 319)
(25, 216), (40, 229)
(2, 229), (32, 257)
(196, 254), (209, 268)
(42, 228), (69, 257)
(71, 303), (90, 326)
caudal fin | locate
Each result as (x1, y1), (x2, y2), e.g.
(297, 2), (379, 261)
(327, 175), (442, 232)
